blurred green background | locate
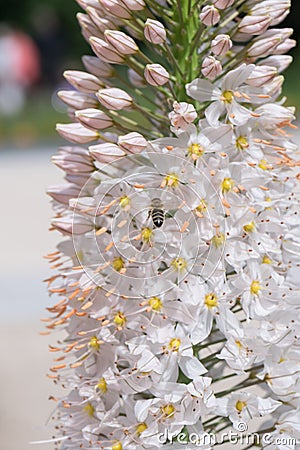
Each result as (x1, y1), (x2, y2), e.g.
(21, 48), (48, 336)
(0, 0), (299, 148)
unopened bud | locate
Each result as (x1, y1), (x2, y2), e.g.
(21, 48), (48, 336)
(97, 88), (133, 110)
(98, 0), (131, 19)
(250, 1), (290, 26)
(201, 56), (222, 80)
(86, 8), (117, 33)
(76, 108), (113, 130)
(56, 123), (99, 144)
(121, 0), (145, 10)
(211, 34), (232, 56)
(82, 56), (114, 78)
(104, 30), (138, 55)
(272, 38), (296, 55)
(52, 215), (93, 236)
(144, 19), (166, 44)
(213, 0), (234, 8)
(90, 36), (124, 64)
(200, 5), (220, 26)
(238, 15), (271, 35)
(76, 0), (101, 9)
(52, 146), (94, 174)
(144, 64), (169, 86)
(58, 90), (98, 110)
(118, 132), (148, 153)
(48, 183), (81, 205)
(77, 13), (102, 41)
(89, 143), (126, 163)
(169, 102), (197, 131)
(245, 65), (277, 87)
(64, 70), (103, 93)
(261, 55), (292, 73)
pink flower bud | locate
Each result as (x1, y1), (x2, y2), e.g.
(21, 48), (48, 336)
(76, 108), (113, 130)
(144, 64), (169, 86)
(250, 1), (290, 27)
(76, 0), (101, 9)
(261, 55), (292, 73)
(213, 0), (234, 8)
(201, 56), (222, 80)
(272, 39), (296, 55)
(118, 132), (148, 153)
(97, 88), (133, 110)
(121, 0), (145, 10)
(77, 13), (102, 41)
(58, 90), (98, 110)
(200, 5), (220, 26)
(52, 215), (93, 236)
(211, 34), (232, 56)
(104, 30), (138, 55)
(98, 0), (131, 18)
(82, 55), (114, 78)
(86, 8), (117, 33)
(238, 15), (271, 35)
(89, 36), (124, 64)
(64, 71), (103, 94)
(169, 102), (197, 131)
(56, 123), (99, 144)
(247, 28), (294, 58)
(128, 69), (147, 87)
(245, 65), (277, 87)
(89, 143), (126, 163)
(48, 184), (81, 205)
(52, 147), (94, 173)
(144, 19), (166, 44)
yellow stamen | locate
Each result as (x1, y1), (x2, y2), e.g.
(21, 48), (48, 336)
(222, 90), (234, 103)
(163, 173), (180, 188)
(168, 338), (181, 352)
(113, 311), (126, 327)
(136, 422), (148, 435)
(89, 336), (100, 351)
(119, 196), (130, 209)
(83, 402), (95, 417)
(258, 159), (270, 170)
(111, 442), (122, 450)
(212, 233), (225, 247)
(250, 280), (261, 295)
(148, 296), (163, 311)
(188, 143), (204, 158)
(161, 404), (176, 419)
(221, 177), (234, 193)
(236, 400), (247, 412)
(97, 377), (107, 393)
(205, 292), (218, 308)
(171, 257), (187, 272)
(236, 135), (249, 150)
(262, 255), (272, 264)
(141, 227), (153, 244)
(243, 221), (256, 233)
(112, 257), (125, 272)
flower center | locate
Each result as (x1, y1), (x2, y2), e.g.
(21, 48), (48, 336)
(195, 199), (207, 213)
(113, 311), (126, 327)
(168, 338), (181, 351)
(221, 177), (234, 192)
(258, 159), (270, 170)
(161, 404), (176, 419)
(119, 195), (130, 209)
(236, 135), (249, 150)
(222, 90), (234, 103)
(97, 377), (107, 393)
(112, 257), (125, 272)
(111, 442), (122, 450)
(171, 257), (187, 272)
(243, 221), (256, 233)
(250, 280), (261, 295)
(148, 296), (163, 311)
(136, 422), (148, 435)
(205, 292), (218, 308)
(188, 142), (204, 158)
(262, 255), (272, 264)
(83, 402), (95, 417)
(141, 227), (153, 244)
(212, 232), (225, 247)
(164, 172), (180, 188)
(235, 400), (247, 412)
(89, 336), (100, 351)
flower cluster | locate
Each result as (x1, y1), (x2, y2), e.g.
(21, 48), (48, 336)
(45, 1), (300, 449)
